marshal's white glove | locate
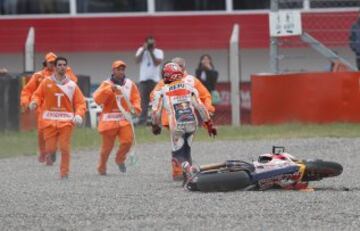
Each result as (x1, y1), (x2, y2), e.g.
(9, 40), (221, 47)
(28, 101), (38, 111)
(72, 115), (83, 126)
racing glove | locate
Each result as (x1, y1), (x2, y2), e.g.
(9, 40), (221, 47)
(28, 101), (38, 111)
(151, 124), (161, 135)
(204, 120), (217, 137)
(72, 115), (83, 126)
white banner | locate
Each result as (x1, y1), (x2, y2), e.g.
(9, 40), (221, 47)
(269, 11), (302, 37)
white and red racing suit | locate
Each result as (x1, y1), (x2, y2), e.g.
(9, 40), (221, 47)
(151, 79), (212, 179)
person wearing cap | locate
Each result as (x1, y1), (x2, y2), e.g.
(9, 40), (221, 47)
(29, 57), (86, 179)
(21, 52), (57, 111)
(93, 60), (141, 175)
(20, 52), (58, 163)
(20, 52), (78, 164)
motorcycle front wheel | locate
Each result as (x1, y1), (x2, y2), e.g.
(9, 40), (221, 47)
(302, 160), (343, 181)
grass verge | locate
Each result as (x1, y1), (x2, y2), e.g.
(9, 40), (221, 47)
(1, 123), (360, 158)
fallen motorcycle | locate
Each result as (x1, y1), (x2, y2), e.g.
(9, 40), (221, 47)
(182, 146), (343, 192)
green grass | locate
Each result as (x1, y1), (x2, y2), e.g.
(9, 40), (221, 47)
(1, 123), (360, 158)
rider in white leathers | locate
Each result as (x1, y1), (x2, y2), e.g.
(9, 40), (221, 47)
(151, 63), (217, 180)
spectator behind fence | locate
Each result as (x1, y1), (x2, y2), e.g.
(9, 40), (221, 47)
(349, 11), (360, 70)
(330, 60), (351, 72)
(135, 35), (164, 125)
(195, 54), (220, 104)
(324, 51), (351, 72)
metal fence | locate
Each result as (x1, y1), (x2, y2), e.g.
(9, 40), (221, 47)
(270, 0), (360, 73)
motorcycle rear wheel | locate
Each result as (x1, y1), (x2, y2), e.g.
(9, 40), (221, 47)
(302, 160), (343, 181)
(194, 170), (251, 192)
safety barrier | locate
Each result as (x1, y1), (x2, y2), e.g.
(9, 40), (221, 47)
(77, 75), (91, 97)
(18, 73), (37, 131)
(213, 82), (251, 125)
(251, 71), (360, 124)
(0, 73), (21, 131)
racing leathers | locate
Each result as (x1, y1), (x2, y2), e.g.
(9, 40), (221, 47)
(150, 74), (215, 127)
(151, 79), (214, 180)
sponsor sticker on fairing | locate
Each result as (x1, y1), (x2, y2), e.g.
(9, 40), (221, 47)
(258, 173), (299, 190)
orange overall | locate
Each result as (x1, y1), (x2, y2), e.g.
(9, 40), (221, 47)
(20, 67), (78, 162)
(150, 74), (214, 127)
(31, 75), (85, 177)
(93, 79), (141, 175)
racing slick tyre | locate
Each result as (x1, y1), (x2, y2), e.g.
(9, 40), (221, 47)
(194, 170), (251, 192)
(302, 160), (343, 181)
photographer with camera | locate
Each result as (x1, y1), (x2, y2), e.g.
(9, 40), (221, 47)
(135, 35), (164, 125)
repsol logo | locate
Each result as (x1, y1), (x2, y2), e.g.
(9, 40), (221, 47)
(169, 83), (185, 91)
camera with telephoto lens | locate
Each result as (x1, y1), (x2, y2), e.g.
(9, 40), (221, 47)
(147, 40), (154, 49)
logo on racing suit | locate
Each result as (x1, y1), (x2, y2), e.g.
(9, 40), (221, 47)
(173, 102), (195, 123)
(169, 83), (185, 91)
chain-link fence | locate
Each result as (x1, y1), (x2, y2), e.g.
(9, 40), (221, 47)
(277, 0), (360, 9)
(271, 0), (360, 73)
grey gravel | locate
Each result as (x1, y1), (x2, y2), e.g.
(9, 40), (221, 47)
(0, 137), (359, 231)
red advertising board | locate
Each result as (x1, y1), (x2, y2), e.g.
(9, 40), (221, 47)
(251, 72), (360, 124)
(213, 82), (251, 125)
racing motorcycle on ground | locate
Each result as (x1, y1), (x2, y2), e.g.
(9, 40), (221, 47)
(182, 146), (343, 192)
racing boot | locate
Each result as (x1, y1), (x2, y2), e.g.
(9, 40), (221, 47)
(172, 159), (184, 181)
